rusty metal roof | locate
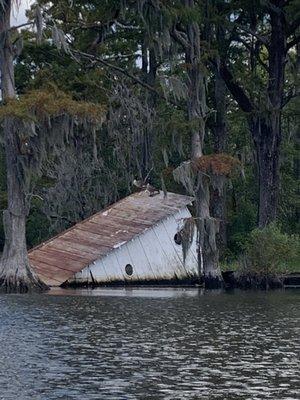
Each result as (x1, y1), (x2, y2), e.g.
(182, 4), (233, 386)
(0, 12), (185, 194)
(29, 191), (194, 286)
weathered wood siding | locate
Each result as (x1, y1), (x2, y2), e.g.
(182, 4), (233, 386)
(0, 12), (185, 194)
(68, 207), (198, 284)
(29, 191), (194, 286)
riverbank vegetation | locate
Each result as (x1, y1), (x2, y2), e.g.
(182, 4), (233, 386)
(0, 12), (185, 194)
(0, 0), (299, 291)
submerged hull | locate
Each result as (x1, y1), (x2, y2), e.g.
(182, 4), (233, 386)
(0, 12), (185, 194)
(66, 208), (199, 287)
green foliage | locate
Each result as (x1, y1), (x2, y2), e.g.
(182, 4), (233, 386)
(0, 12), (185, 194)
(279, 97), (300, 233)
(241, 224), (300, 276)
(15, 41), (109, 103)
(227, 200), (257, 255)
(0, 0), (298, 264)
(26, 203), (51, 248)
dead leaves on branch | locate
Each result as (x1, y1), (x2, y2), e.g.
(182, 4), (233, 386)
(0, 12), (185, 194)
(192, 154), (241, 177)
(0, 89), (106, 123)
(173, 153), (242, 198)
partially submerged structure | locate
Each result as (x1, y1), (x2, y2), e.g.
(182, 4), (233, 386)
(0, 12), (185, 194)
(29, 191), (199, 287)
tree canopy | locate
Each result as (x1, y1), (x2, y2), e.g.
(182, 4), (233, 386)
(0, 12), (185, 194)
(0, 0), (299, 291)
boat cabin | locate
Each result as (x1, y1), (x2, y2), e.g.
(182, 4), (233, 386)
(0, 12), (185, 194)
(29, 191), (199, 286)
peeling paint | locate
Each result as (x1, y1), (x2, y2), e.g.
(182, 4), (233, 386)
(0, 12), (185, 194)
(29, 191), (195, 286)
(113, 241), (127, 249)
(69, 207), (198, 286)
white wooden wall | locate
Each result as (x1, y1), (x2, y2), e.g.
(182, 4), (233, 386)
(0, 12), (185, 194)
(69, 207), (199, 284)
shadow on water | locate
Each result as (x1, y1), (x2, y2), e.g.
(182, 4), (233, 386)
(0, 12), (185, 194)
(0, 288), (299, 400)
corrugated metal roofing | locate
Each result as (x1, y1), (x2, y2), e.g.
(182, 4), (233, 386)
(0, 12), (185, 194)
(29, 191), (194, 286)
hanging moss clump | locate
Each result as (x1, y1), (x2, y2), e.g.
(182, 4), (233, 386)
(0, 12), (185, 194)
(176, 217), (195, 264)
(0, 88), (106, 210)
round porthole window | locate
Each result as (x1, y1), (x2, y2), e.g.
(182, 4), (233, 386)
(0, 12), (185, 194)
(125, 264), (133, 276)
(174, 232), (182, 245)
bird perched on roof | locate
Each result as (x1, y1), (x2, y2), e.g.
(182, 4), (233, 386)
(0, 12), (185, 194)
(132, 167), (152, 189)
(146, 183), (160, 197)
(132, 179), (160, 197)
(132, 179), (146, 189)
(132, 167), (160, 197)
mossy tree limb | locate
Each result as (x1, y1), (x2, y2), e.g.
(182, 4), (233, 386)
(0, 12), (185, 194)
(0, 1), (45, 293)
(0, 1), (105, 293)
(171, 0), (224, 288)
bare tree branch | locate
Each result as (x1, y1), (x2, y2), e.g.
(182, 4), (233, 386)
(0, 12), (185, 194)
(72, 49), (179, 107)
(236, 25), (269, 48)
(218, 61), (255, 113)
(281, 89), (299, 108)
(234, 37), (269, 72)
(170, 26), (189, 49)
(9, 22), (34, 31)
(287, 35), (300, 50)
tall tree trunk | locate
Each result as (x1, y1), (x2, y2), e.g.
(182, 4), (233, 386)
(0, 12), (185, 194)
(141, 40), (157, 177)
(185, 21), (204, 159)
(195, 175), (221, 287)
(250, 115), (281, 227)
(184, 0), (223, 287)
(218, 1), (287, 228)
(252, 5), (285, 227)
(211, 69), (228, 255)
(0, 1), (48, 292)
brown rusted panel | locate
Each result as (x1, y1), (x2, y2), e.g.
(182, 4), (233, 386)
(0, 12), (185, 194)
(30, 262), (68, 284)
(33, 268), (61, 285)
(77, 220), (138, 237)
(58, 237), (109, 256)
(29, 191), (194, 286)
(76, 224), (134, 244)
(99, 216), (150, 230)
(91, 218), (143, 234)
(35, 273), (60, 287)
(45, 241), (99, 260)
(35, 247), (92, 264)
(31, 260), (74, 278)
(63, 231), (114, 251)
(29, 249), (84, 271)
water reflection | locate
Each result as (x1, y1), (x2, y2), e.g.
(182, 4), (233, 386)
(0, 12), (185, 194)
(0, 289), (299, 400)
(48, 287), (205, 298)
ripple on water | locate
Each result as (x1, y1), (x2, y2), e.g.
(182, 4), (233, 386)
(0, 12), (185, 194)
(0, 289), (299, 400)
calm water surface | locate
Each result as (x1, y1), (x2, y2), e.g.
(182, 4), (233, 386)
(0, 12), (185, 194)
(0, 288), (299, 400)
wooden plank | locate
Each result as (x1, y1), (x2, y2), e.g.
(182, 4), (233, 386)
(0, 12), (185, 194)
(31, 262), (69, 284)
(45, 241), (100, 261)
(77, 221), (138, 238)
(65, 229), (115, 248)
(76, 225), (133, 245)
(58, 237), (109, 256)
(36, 247), (91, 264)
(29, 250), (84, 272)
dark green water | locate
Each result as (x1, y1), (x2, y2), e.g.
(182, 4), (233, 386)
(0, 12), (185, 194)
(0, 288), (299, 400)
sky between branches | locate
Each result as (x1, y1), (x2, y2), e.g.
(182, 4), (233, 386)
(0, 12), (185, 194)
(12, 0), (31, 26)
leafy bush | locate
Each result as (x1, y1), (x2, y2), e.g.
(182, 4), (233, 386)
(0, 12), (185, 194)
(240, 223), (300, 277)
(227, 200), (257, 256)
